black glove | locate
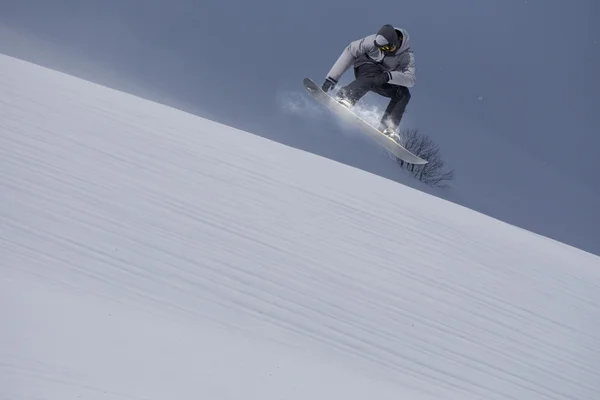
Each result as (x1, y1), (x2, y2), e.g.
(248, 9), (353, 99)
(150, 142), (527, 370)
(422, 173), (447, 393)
(322, 77), (337, 92)
(372, 71), (392, 86)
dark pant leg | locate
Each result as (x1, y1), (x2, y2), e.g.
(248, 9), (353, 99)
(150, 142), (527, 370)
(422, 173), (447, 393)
(374, 85), (411, 132)
(337, 63), (388, 104)
(338, 63), (411, 131)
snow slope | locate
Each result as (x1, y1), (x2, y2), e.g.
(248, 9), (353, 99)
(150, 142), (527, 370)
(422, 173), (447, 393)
(2, 23), (599, 258)
(2, 54), (599, 400)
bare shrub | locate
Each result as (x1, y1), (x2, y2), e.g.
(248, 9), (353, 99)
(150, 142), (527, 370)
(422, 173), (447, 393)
(395, 128), (455, 187)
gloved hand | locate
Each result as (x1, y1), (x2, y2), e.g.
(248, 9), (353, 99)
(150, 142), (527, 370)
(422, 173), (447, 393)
(322, 77), (337, 92)
(372, 71), (392, 86)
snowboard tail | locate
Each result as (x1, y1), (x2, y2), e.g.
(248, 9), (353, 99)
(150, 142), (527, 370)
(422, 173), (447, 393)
(303, 78), (428, 165)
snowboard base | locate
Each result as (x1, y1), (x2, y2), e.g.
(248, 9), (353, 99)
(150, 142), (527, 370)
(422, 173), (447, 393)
(303, 78), (428, 165)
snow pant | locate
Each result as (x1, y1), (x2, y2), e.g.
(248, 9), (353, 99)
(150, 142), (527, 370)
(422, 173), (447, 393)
(337, 62), (411, 132)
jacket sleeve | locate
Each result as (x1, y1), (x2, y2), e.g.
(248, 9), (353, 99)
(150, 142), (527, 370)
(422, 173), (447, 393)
(326, 35), (376, 82)
(389, 51), (416, 87)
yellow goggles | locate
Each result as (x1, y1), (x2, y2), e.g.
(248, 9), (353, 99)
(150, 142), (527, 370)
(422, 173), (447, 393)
(375, 41), (396, 53)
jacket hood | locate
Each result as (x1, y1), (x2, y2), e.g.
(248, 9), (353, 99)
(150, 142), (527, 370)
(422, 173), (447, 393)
(394, 28), (410, 53)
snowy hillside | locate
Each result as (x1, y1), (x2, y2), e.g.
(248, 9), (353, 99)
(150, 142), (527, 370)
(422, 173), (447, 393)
(2, 54), (599, 400)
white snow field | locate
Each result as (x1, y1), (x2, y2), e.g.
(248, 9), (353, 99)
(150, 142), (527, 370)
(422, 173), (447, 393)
(2, 53), (599, 400)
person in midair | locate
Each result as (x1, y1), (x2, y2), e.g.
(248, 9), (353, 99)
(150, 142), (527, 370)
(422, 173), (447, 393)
(321, 24), (416, 139)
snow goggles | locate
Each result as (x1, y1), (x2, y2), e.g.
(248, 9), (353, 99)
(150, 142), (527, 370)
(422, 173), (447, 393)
(375, 41), (395, 52)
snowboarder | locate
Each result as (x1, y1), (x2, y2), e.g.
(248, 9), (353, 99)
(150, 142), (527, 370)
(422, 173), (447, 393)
(321, 24), (416, 139)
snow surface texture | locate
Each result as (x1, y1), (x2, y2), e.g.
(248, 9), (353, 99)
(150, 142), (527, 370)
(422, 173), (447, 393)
(2, 54), (600, 400)
(2, 24), (599, 257)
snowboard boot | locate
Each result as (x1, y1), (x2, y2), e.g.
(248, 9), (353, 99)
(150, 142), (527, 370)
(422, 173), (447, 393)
(337, 97), (353, 109)
(381, 127), (400, 142)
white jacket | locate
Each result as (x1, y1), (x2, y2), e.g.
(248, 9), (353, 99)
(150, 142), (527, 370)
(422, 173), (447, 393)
(326, 28), (416, 88)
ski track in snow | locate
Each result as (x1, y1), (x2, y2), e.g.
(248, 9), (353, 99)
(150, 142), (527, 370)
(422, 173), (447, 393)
(1, 54), (600, 400)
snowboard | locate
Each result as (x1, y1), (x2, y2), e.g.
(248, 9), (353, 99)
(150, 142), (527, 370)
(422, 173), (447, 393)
(303, 78), (428, 165)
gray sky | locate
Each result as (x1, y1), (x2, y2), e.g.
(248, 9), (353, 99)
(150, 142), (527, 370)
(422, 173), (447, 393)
(1, 0), (599, 254)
